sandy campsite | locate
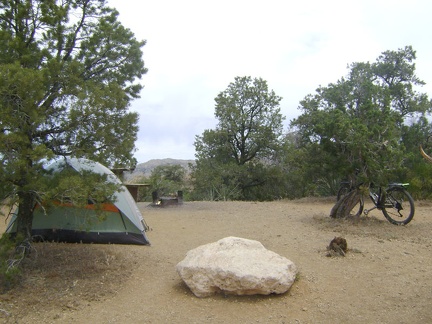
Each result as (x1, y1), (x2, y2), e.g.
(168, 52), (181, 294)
(1, 198), (432, 323)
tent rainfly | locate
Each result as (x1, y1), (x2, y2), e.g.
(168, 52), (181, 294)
(6, 158), (150, 245)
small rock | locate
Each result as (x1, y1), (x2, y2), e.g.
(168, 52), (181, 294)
(327, 237), (348, 257)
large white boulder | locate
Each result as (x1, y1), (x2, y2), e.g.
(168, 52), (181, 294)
(176, 236), (297, 297)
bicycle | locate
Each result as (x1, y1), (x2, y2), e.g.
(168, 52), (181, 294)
(337, 180), (415, 225)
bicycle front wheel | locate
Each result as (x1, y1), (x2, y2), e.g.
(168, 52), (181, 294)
(382, 187), (415, 225)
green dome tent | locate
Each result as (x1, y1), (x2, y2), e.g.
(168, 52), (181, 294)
(6, 158), (150, 245)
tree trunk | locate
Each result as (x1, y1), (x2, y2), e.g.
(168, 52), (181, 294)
(15, 190), (36, 242)
(330, 189), (362, 218)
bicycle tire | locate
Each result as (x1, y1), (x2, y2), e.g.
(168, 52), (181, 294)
(337, 185), (364, 217)
(381, 187), (415, 225)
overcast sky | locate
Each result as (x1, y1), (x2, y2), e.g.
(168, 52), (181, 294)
(108, 0), (432, 163)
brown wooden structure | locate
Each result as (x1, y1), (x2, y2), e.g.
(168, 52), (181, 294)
(110, 167), (149, 202)
(125, 184), (150, 202)
(151, 191), (183, 207)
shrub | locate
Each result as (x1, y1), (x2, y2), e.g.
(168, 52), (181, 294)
(0, 234), (24, 293)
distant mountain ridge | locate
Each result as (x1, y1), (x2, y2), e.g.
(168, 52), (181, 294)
(126, 158), (195, 180)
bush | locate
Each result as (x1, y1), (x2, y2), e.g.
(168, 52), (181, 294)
(0, 234), (23, 293)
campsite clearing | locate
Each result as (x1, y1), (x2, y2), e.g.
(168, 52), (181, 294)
(1, 199), (432, 323)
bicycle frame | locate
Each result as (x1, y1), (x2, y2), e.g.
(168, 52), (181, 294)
(363, 188), (381, 215)
(364, 183), (409, 216)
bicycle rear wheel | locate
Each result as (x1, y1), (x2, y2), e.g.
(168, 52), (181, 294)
(382, 187), (415, 225)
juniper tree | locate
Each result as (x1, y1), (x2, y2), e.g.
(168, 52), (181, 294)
(0, 0), (147, 241)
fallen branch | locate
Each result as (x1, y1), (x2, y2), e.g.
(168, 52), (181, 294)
(7, 238), (34, 273)
(0, 308), (10, 317)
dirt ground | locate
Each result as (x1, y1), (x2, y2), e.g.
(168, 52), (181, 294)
(1, 198), (432, 324)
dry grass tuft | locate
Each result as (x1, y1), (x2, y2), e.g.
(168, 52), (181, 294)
(0, 242), (132, 320)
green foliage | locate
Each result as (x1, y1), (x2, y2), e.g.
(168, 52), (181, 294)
(0, 234), (22, 293)
(190, 160), (244, 201)
(213, 76), (285, 164)
(398, 116), (432, 199)
(290, 46), (431, 193)
(43, 166), (122, 208)
(0, 0), (147, 239)
(148, 165), (188, 198)
(192, 76), (286, 200)
(240, 163), (288, 201)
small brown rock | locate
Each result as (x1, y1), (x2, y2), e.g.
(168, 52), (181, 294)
(327, 237), (348, 256)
